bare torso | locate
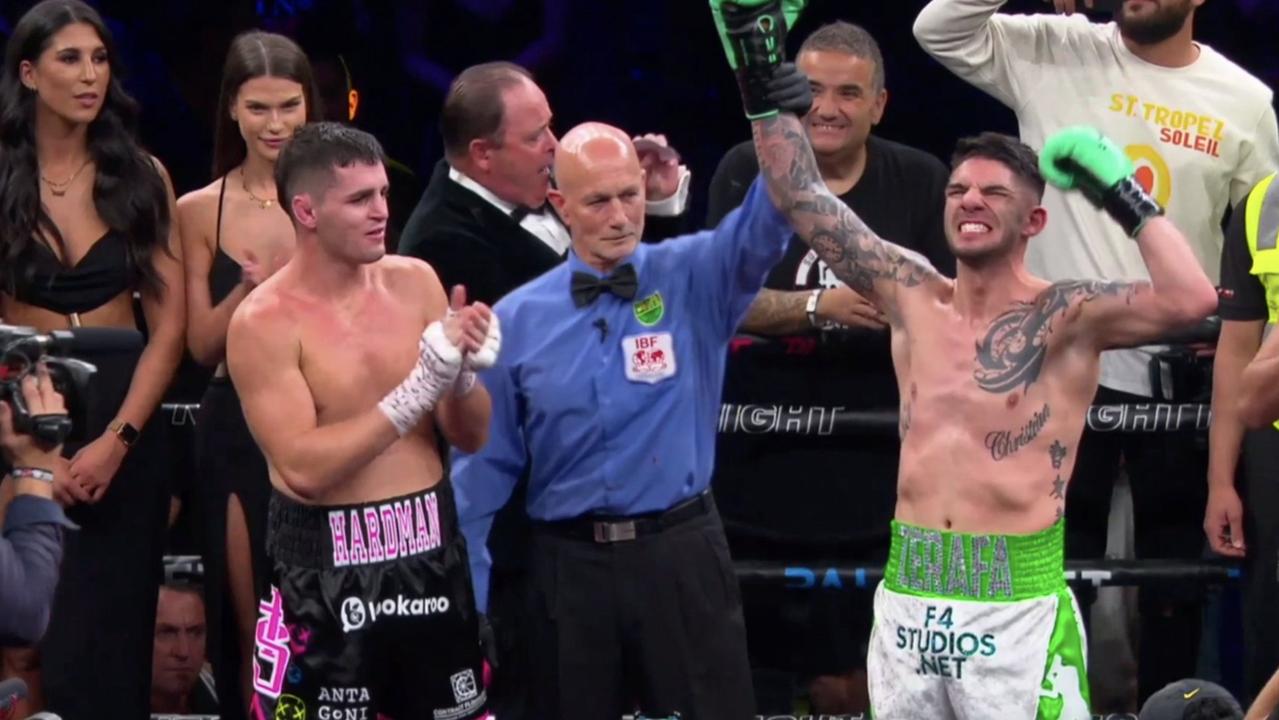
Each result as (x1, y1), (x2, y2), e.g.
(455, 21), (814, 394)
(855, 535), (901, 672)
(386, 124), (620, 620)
(253, 256), (446, 504)
(892, 280), (1106, 534)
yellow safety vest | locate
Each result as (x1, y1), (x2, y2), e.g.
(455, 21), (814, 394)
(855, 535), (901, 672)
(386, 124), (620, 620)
(1246, 172), (1279, 322)
(1243, 172), (1279, 429)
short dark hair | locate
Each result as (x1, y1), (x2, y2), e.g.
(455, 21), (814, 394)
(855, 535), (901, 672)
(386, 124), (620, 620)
(274, 121), (385, 217)
(951, 132), (1046, 200)
(439, 61), (534, 161)
(797, 21), (886, 91)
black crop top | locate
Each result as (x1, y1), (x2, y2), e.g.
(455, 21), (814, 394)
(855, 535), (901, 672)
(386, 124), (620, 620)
(10, 231), (132, 315)
(208, 176), (241, 305)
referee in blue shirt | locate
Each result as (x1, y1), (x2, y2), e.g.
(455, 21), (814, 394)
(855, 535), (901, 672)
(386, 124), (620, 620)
(452, 103), (810, 715)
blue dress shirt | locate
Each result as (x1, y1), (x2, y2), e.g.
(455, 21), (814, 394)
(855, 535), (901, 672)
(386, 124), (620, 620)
(452, 176), (790, 611)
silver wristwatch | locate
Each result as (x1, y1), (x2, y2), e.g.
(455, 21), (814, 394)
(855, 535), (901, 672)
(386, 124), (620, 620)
(805, 288), (825, 328)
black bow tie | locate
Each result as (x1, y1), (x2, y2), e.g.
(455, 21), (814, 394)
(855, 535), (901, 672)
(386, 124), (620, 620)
(510, 202), (548, 223)
(571, 264), (638, 308)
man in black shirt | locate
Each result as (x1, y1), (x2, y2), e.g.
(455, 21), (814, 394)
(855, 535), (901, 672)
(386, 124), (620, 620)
(705, 20), (954, 715)
(1209, 171), (1279, 706)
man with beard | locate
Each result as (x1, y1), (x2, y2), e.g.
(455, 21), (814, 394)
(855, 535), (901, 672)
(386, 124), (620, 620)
(705, 20), (953, 716)
(915, 0), (1279, 702)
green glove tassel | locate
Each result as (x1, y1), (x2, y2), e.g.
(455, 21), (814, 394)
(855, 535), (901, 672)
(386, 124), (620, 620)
(709, 0), (806, 119)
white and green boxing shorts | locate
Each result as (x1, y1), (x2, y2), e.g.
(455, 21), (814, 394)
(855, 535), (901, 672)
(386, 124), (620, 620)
(867, 520), (1089, 720)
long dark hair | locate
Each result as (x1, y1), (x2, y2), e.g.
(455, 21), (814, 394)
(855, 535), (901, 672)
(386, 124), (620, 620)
(212, 31), (320, 180)
(0, 0), (170, 297)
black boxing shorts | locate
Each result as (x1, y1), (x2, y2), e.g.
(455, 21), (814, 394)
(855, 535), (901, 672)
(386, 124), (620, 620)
(249, 483), (488, 720)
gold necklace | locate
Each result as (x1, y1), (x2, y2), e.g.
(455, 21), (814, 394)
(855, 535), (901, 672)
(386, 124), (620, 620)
(241, 167), (277, 209)
(40, 158), (91, 197)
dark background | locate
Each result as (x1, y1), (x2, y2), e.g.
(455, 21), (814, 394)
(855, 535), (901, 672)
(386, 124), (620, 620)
(2, 0), (1269, 708)
(1, 0), (1274, 227)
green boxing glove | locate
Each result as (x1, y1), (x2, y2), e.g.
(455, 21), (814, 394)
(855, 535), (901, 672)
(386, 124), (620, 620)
(1040, 126), (1164, 238)
(709, 0), (806, 119)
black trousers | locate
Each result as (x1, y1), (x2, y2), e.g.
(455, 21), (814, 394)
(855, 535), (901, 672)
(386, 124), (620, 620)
(1065, 385), (1208, 705)
(196, 377), (272, 720)
(526, 502), (755, 720)
(1240, 427), (1279, 703)
(38, 347), (169, 720)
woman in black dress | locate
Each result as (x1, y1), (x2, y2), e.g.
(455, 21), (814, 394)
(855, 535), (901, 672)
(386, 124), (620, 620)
(0, 1), (186, 717)
(176, 30), (317, 720)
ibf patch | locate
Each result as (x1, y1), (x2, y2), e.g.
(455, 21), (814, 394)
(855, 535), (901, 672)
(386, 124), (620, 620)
(622, 332), (676, 384)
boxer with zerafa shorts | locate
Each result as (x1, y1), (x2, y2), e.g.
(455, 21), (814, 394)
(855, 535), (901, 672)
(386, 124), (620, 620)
(708, 1), (1219, 717)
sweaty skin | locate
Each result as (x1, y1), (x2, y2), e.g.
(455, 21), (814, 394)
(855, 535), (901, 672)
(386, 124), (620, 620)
(747, 115), (1214, 534)
(890, 275), (1125, 533)
(228, 162), (491, 506)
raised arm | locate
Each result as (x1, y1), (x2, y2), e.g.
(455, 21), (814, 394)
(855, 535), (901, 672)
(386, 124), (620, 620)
(710, 0), (942, 326)
(912, 0), (1053, 108)
(1037, 128), (1218, 349)
(750, 113), (942, 324)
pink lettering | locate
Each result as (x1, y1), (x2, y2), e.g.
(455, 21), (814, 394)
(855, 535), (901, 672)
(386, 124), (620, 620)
(363, 507), (385, 562)
(379, 505), (399, 560)
(396, 501), (417, 556)
(424, 493), (441, 550)
(414, 497), (430, 552)
(328, 511), (349, 567)
(252, 586), (291, 699)
(348, 510), (369, 565)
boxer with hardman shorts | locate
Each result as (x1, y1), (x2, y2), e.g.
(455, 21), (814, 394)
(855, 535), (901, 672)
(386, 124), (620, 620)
(709, 1), (1218, 716)
(227, 122), (498, 720)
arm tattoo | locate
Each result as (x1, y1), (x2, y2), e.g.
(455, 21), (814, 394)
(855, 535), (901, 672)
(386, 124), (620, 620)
(984, 403), (1050, 461)
(974, 280), (1138, 394)
(740, 289), (808, 335)
(751, 115), (939, 317)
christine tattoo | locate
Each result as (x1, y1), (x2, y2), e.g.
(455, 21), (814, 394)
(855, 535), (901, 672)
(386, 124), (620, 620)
(984, 403), (1050, 461)
(974, 280), (1138, 394)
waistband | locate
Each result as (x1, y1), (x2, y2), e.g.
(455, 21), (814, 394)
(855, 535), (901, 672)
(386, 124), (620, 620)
(267, 483), (457, 570)
(532, 491), (715, 544)
(884, 519), (1064, 602)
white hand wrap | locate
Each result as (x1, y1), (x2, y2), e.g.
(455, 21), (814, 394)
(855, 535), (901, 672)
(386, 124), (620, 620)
(451, 312), (502, 396)
(466, 312), (502, 371)
(378, 321), (463, 436)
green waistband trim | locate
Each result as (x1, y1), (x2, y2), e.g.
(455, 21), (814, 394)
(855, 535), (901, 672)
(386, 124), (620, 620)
(885, 520), (1065, 602)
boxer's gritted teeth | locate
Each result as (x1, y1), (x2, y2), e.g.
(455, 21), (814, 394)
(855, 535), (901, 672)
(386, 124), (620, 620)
(960, 222), (991, 233)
